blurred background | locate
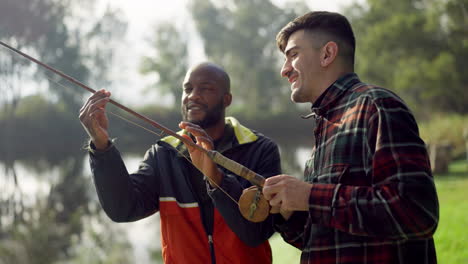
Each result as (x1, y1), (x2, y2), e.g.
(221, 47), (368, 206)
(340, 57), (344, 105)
(0, 0), (467, 263)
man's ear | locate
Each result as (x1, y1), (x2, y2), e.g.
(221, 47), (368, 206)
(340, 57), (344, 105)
(320, 41), (338, 67)
(223, 93), (232, 107)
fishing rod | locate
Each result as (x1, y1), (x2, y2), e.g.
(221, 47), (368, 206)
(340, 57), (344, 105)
(0, 41), (270, 222)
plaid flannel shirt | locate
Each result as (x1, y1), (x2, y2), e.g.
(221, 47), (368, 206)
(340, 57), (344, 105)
(275, 73), (439, 264)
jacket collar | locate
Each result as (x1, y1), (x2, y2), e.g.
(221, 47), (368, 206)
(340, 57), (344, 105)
(161, 116), (258, 149)
(306, 72), (361, 118)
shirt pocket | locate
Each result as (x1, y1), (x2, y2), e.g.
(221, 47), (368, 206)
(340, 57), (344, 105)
(315, 163), (350, 184)
(318, 163), (371, 186)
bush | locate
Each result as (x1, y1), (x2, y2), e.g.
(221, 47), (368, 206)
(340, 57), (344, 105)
(419, 114), (468, 159)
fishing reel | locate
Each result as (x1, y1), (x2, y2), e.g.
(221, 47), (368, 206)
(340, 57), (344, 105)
(206, 150), (271, 222)
(238, 186), (270, 223)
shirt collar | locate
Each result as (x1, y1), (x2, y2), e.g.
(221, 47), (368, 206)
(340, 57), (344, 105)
(308, 72), (361, 117)
(161, 117), (257, 151)
(213, 123), (234, 153)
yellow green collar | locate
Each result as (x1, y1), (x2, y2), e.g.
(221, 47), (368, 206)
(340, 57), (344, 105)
(161, 116), (257, 148)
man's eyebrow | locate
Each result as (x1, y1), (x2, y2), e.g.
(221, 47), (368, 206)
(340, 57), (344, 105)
(199, 81), (215, 85)
(183, 81), (215, 87)
(285, 46), (299, 57)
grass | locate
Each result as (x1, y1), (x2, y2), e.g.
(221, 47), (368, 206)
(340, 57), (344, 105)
(433, 160), (468, 263)
(270, 232), (301, 263)
(269, 160), (468, 264)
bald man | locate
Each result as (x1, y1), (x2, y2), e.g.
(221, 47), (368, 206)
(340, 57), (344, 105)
(79, 62), (281, 264)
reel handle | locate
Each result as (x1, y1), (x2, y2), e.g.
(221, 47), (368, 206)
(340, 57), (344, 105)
(238, 186), (270, 222)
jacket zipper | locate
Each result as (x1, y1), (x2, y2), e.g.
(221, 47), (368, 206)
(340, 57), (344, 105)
(208, 234), (216, 264)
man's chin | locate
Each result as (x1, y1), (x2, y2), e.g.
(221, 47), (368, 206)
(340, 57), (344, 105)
(291, 90), (303, 103)
(185, 113), (205, 124)
(185, 118), (203, 125)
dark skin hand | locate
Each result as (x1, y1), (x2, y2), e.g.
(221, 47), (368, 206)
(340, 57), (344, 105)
(179, 121), (223, 187)
(79, 89), (111, 150)
(180, 122), (274, 204)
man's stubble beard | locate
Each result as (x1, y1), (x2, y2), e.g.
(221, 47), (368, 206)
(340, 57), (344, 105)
(181, 100), (225, 129)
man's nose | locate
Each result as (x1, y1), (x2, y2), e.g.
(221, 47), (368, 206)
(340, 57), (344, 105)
(187, 87), (202, 100)
(281, 60), (292, 78)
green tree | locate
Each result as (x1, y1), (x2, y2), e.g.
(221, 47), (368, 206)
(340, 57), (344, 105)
(345, 0), (468, 117)
(190, 0), (300, 116)
(140, 0), (302, 116)
(0, 1), (132, 263)
(140, 23), (189, 109)
(0, 0), (127, 110)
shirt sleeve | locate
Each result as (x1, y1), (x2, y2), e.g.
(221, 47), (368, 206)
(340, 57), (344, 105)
(89, 141), (161, 222)
(272, 211), (310, 250)
(307, 97), (439, 240)
(207, 138), (281, 247)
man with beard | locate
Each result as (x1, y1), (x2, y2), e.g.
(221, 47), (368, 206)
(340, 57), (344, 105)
(79, 62), (280, 264)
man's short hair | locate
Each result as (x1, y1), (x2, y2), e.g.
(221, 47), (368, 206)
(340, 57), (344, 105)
(276, 11), (356, 67)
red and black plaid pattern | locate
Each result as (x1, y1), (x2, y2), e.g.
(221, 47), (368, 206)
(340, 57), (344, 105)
(276, 73), (438, 264)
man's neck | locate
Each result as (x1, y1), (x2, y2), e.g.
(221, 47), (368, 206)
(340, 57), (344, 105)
(204, 120), (226, 141)
(310, 68), (353, 104)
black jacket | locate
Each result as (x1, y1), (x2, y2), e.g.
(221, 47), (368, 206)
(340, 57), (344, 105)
(88, 117), (281, 264)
